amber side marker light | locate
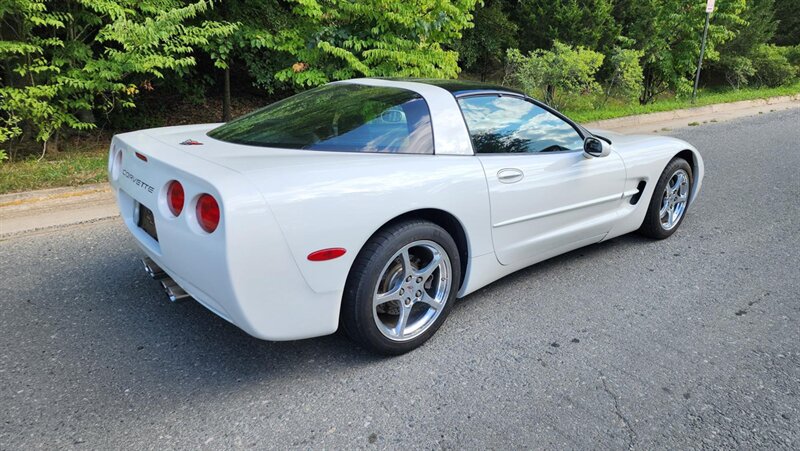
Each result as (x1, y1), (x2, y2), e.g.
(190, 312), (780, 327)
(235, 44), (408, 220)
(307, 248), (347, 261)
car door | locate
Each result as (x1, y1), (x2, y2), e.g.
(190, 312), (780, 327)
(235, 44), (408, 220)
(458, 94), (627, 266)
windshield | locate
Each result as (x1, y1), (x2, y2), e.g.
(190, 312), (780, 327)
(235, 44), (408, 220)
(207, 84), (434, 154)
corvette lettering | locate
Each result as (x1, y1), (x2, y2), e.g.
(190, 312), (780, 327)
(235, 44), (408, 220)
(122, 169), (155, 194)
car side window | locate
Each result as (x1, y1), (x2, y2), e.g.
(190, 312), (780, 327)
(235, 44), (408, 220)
(458, 95), (584, 154)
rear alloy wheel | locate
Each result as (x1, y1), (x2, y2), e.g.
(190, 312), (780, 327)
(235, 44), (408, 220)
(341, 220), (460, 355)
(639, 157), (693, 239)
(372, 240), (451, 341)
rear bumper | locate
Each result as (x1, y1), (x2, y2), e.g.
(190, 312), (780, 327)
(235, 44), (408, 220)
(140, 249), (238, 325)
(114, 184), (343, 341)
(109, 133), (343, 341)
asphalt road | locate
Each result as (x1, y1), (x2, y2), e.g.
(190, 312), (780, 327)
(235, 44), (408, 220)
(2, 109), (799, 450)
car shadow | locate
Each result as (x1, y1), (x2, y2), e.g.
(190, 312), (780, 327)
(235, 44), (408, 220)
(453, 233), (652, 310)
(37, 229), (658, 400)
(22, 244), (383, 396)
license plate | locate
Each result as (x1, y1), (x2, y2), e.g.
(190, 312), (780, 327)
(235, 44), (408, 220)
(137, 204), (158, 241)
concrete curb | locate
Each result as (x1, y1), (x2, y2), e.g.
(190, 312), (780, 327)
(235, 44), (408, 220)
(0, 182), (117, 237)
(0, 182), (111, 207)
(2, 93), (799, 236)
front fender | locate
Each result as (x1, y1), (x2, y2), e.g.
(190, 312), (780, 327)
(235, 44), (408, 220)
(595, 132), (704, 239)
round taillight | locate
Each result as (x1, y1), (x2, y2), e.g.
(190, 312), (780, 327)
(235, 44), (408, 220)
(196, 194), (220, 233)
(167, 181), (184, 216)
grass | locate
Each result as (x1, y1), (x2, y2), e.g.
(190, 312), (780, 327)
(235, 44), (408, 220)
(1, 81), (799, 195)
(563, 81), (800, 123)
(0, 147), (108, 194)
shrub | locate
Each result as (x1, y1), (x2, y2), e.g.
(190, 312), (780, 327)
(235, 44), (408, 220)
(720, 55), (757, 89)
(785, 45), (800, 76)
(603, 47), (644, 102)
(505, 42), (604, 109)
(751, 44), (796, 87)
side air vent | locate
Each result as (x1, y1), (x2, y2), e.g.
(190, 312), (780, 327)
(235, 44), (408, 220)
(630, 180), (647, 205)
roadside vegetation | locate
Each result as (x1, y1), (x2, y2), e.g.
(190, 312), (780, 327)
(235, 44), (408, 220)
(0, 143), (108, 194)
(1, 0), (799, 193)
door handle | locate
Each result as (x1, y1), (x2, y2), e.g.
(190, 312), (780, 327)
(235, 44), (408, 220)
(497, 168), (524, 184)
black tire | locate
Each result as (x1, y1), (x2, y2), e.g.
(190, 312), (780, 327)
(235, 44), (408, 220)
(340, 219), (461, 355)
(638, 157), (693, 239)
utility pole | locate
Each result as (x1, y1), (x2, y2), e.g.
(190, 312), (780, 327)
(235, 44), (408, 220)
(692, 0), (715, 103)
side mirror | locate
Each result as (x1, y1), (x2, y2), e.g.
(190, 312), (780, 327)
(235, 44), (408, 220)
(583, 136), (611, 158)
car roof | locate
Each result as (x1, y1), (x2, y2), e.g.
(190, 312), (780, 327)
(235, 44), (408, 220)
(376, 78), (525, 97)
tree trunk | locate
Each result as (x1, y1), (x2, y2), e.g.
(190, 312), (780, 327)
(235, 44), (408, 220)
(222, 64), (231, 122)
(38, 139), (47, 162)
(53, 131), (60, 153)
(640, 69), (655, 105)
(545, 84), (556, 106)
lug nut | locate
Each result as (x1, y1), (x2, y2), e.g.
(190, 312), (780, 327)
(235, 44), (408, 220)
(399, 288), (404, 295)
(416, 290), (422, 297)
(416, 277), (423, 283)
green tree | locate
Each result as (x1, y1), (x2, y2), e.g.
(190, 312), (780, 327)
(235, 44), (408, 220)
(725, 0), (777, 56)
(515, 0), (620, 53)
(505, 42), (604, 109)
(773, 0), (800, 46)
(456, 0), (518, 81)
(714, 0), (777, 89)
(269, 0), (480, 87)
(198, 0), (292, 121)
(0, 0), (235, 159)
(614, 0), (746, 104)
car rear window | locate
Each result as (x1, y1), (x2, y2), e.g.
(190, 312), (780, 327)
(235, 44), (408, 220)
(207, 84), (434, 154)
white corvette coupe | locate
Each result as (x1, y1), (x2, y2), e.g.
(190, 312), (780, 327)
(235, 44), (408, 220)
(109, 78), (703, 354)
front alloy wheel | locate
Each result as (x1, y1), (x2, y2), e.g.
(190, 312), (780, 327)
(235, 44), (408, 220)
(639, 157), (693, 239)
(659, 169), (690, 230)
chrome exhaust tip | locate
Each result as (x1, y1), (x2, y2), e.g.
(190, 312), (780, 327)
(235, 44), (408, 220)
(161, 278), (191, 302)
(141, 257), (166, 280)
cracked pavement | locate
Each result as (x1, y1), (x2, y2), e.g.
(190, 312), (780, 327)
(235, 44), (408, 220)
(600, 371), (636, 450)
(1, 109), (799, 449)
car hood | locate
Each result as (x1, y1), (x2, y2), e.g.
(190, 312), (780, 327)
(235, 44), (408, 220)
(588, 128), (696, 154)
